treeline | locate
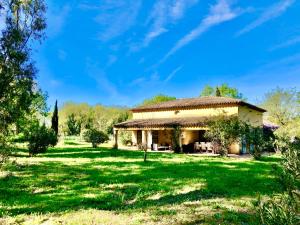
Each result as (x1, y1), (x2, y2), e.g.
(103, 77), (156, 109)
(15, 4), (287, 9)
(58, 102), (131, 136)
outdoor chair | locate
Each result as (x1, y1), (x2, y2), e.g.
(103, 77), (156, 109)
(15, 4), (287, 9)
(194, 142), (200, 152)
(200, 142), (206, 152)
(206, 142), (213, 153)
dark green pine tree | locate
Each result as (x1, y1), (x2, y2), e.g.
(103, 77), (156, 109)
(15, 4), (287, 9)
(215, 87), (221, 97)
(51, 100), (59, 135)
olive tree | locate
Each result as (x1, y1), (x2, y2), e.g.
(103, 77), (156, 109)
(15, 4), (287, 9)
(83, 128), (109, 148)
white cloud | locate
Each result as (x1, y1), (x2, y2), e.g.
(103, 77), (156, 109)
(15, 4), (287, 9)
(94, 0), (142, 42)
(271, 35), (300, 50)
(164, 66), (183, 82)
(47, 4), (71, 38)
(236, 0), (295, 36)
(161, 0), (240, 62)
(130, 77), (145, 86)
(143, 0), (198, 47)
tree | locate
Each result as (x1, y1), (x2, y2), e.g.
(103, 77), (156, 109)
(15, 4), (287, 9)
(215, 87), (221, 97)
(139, 94), (176, 106)
(205, 117), (243, 156)
(66, 113), (81, 136)
(200, 84), (244, 99)
(26, 121), (58, 156)
(51, 100), (59, 135)
(260, 87), (300, 126)
(83, 129), (109, 148)
(0, 0), (46, 162)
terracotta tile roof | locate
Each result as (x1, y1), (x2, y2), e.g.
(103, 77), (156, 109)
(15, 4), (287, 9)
(132, 96), (266, 113)
(114, 116), (225, 129)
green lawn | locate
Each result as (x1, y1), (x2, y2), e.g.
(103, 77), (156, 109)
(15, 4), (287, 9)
(0, 146), (281, 225)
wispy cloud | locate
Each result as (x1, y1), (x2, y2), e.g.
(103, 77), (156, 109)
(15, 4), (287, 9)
(236, 0), (295, 36)
(164, 66), (183, 82)
(47, 4), (71, 38)
(141, 0), (198, 48)
(161, 0), (240, 62)
(270, 35), (300, 51)
(85, 59), (119, 97)
(91, 0), (141, 42)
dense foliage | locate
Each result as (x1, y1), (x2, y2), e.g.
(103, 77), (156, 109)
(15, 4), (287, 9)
(258, 138), (300, 224)
(200, 83), (245, 99)
(51, 100), (59, 135)
(205, 117), (266, 158)
(260, 87), (300, 126)
(172, 125), (182, 153)
(66, 113), (81, 136)
(205, 117), (242, 156)
(0, 0), (47, 163)
(139, 94), (176, 106)
(83, 128), (109, 148)
(59, 102), (130, 136)
(26, 122), (58, 156)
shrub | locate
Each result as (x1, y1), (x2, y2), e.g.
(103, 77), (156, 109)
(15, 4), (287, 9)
(256, 138), (300, 224)
(0, 134), (11, 168)
(205, 117), (242, 156)
(83, 129), (109, 148)
(66, 113), (81, 136)
(119, 131), (132, 146)
(243, 125), (265, 160)
(27, 123), (58, 156)
(172, 125), (182, 153)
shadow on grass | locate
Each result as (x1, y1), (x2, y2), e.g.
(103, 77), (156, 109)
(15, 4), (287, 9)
(1, 147), (280, 219)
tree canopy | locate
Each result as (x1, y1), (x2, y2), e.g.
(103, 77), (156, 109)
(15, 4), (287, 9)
(0, 0), (47, 162)
(139, 94), (176, 106)
(58, 102), (130, 136)
(200, 84), (245, 99)
(260, 87), (300, 126)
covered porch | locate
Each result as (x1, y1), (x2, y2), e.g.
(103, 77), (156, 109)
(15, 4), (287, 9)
(113, 117), (226, 153)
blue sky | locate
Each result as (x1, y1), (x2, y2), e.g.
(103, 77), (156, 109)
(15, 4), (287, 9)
(35, 0), (300, 108)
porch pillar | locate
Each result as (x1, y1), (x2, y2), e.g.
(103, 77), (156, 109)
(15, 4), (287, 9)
(132, 130), (137, 145)
(113, 128), (118, 149)
(142, 130), (147, 147)
(179, 129), (183, 153)
(147, 130), (153, 149)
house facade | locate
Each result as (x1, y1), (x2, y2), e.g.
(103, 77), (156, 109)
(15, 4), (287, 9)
(114, 96), (266, 154)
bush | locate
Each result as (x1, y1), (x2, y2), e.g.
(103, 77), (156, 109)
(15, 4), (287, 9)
(83, 129), (109, 148)
(0, 134), (11, 168)
(256, 138), (300, 224)
(243, 125), (265, 160)
(119, 131), (132, 146)
(205, 117), (242, 156)
(27, 123), (58, 156)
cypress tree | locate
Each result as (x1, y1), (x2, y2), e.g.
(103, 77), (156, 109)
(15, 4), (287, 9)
(51, 100), (59, 135)
(216, 87), (221, 97)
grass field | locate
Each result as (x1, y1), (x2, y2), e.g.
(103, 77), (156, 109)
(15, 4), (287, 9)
(0, 145), (281, 225)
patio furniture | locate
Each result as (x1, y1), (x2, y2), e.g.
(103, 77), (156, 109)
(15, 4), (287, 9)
(194, 142), (200, 152)
(152, 143), (158, 151)
(157, 145), (170, 151)
(206, 142), (213, 153)
(200, 142), (206, 152)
